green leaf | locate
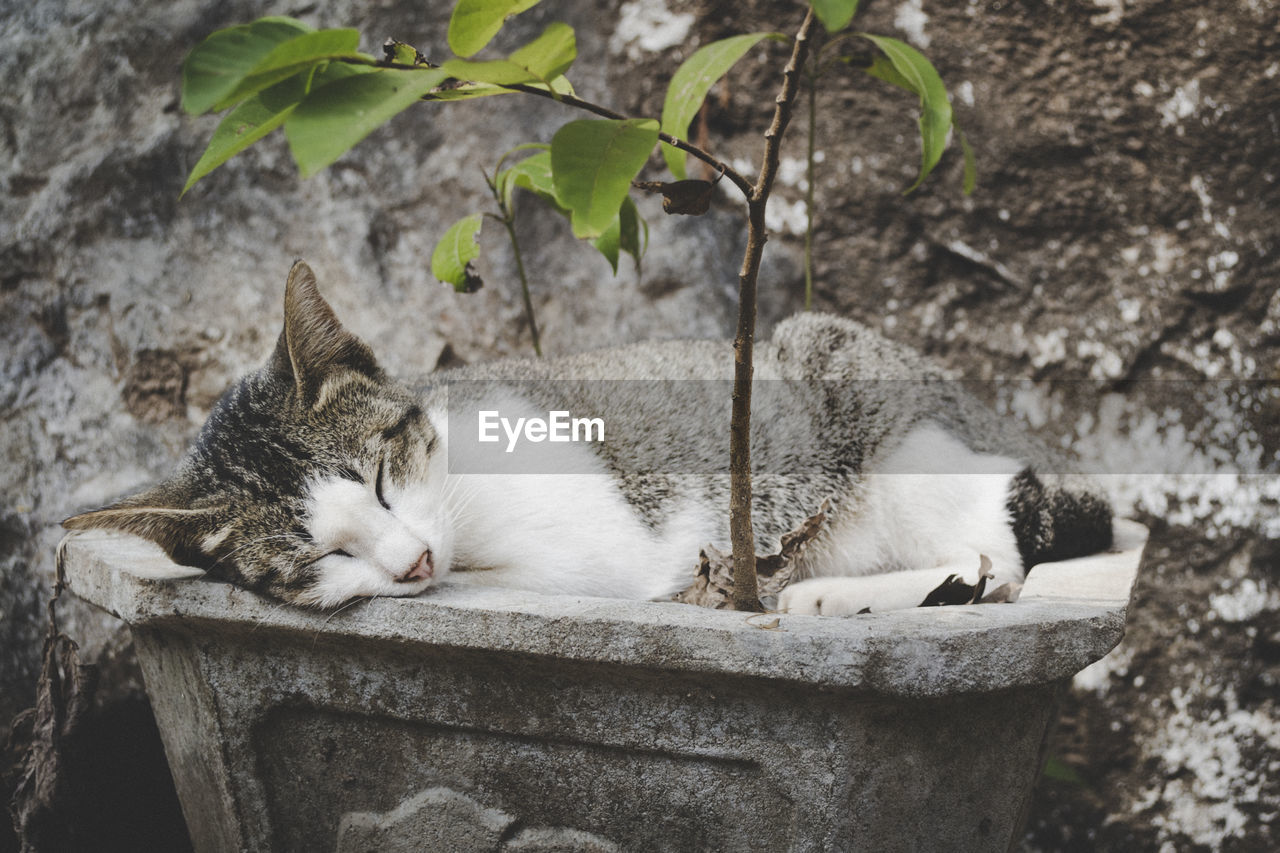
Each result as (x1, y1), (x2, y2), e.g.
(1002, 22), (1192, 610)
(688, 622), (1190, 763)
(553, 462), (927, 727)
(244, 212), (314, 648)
(1042, 756), (1086, 786)
(442, 22), (575, 87)
(660, 33), (780, 180)
(182, 17), (312, 115)
(497, 148), (560, 210)
(212, 28), (369, 111)
(593, 214), (622, 273)
(862, 53), (911, 92)
(496, 142), (552, 173)
(859, 33), (953, 193)
(183, 63), (370, 195)
(185, 78), (304, 195)
(497, 147), (646, 276)
(424, 83), (509, 101)
(811, 0), (860, 33)
(284, 67), (450, 177)
(551, 118), (659, 239)
(618, 195), (646, 273)
(410, 75), (571, 106)
(385, 40), (425, 66)
(957, 125), (976, 195)
(431, 213), (485, 292)
(544, 75), (575, 97)
(448, 0), (543, 58)
(591, 197), (646, 275)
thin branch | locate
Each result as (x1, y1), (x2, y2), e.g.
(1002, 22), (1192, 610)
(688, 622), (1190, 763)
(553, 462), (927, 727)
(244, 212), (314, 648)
(484, 168), (543, 356)
(752, 12), (814, 204)
(728, 7), (817, 612)
(358, 51), (755, 196)
(502, 83), (753, 197)
(504, 214), (542, 357)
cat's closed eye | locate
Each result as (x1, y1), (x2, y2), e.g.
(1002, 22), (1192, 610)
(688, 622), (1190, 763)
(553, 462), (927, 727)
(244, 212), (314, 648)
(375, 458), (390, 510)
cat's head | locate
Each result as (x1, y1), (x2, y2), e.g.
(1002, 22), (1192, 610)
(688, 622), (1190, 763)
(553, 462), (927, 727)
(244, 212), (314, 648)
(64, 261), (454, 608)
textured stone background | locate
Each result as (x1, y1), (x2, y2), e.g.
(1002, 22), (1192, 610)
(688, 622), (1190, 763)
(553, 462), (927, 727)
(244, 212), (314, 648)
(2, 0), (1276, 850)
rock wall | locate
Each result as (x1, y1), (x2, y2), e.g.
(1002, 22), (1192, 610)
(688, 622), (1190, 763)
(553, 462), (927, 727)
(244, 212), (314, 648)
(2, 0), (1276, 850)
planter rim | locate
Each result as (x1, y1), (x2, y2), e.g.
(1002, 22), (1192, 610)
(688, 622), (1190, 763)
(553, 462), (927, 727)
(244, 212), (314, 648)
(61, 519), (1146, 698)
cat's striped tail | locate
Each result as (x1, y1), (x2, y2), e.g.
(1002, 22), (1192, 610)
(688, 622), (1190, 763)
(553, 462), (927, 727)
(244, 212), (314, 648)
(1006, 469), (1114, 570)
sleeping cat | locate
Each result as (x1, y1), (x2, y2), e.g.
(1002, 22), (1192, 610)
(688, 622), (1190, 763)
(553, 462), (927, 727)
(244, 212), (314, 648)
(63, 261), (1112, 614)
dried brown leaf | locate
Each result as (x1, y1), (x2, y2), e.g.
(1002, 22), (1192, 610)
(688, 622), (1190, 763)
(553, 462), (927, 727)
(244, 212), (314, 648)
(9, 540), (99, 850)
(920, 553), (998, 607)
(980, 581), (1023, 604)
(674, 499), (832, 609)
(632, 177), (719, 216)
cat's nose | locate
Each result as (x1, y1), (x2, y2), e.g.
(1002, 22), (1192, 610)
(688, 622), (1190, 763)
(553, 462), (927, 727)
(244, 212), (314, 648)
(397, 550), (434, 583)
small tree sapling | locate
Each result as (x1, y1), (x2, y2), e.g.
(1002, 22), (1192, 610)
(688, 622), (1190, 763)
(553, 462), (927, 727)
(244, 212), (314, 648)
(178, 0), (973, 610)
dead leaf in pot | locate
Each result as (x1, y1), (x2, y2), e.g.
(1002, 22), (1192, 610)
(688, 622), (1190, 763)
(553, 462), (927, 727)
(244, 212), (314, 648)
(920, 554), (995, 607)
(674, 499), (832, 609)
(981, 581), (1023, 604)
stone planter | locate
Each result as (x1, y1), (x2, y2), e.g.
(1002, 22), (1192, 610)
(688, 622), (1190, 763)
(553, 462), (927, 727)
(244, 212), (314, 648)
(61, 520), (1146, 853)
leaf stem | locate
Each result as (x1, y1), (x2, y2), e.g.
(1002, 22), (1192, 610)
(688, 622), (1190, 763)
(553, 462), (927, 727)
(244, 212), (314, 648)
(728, 7), (816, 612)
(504, 213), (542, 357)
(485, 171), (543, 356)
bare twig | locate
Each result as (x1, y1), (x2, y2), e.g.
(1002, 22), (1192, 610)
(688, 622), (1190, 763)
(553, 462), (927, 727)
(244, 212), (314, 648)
(729, 8), (817, 611)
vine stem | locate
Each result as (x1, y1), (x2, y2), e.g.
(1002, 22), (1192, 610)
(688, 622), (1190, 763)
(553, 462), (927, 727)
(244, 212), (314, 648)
(729, 7), (816, 612)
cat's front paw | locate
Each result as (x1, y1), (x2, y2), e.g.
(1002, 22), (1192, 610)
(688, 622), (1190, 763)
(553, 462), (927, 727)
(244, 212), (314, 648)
(778, 578), (873, 617)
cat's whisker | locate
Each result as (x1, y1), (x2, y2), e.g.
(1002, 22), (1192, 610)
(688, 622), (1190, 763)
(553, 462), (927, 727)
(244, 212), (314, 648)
(314, 595), (375, 645)
(250, 598), (292, 632)
(322, 594), (366, 624)
(444, 483), (474, 512)
(445, 489), (480, 525)
(439, 474), (465, 506)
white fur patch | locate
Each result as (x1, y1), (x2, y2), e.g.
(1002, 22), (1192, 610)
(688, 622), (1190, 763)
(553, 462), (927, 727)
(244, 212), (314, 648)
(781, 423), (1024, 615)
(445, 472), (708, 600)
(300, 471), (448, 608)
(430, 399), (703, 600)
(200, 524), (233, 554)
(299, 414), (1026, 614)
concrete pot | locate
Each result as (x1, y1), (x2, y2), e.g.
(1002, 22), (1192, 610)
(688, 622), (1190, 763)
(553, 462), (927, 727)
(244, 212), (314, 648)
(61, 520), (1146, 853)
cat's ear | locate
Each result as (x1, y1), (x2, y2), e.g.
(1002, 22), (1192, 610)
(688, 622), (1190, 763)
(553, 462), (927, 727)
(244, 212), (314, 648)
(273, 260), (382, 403)
(62, 482), (225, 570)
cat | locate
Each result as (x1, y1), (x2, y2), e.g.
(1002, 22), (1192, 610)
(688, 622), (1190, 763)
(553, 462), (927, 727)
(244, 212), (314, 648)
(63, 261), (1113, 615)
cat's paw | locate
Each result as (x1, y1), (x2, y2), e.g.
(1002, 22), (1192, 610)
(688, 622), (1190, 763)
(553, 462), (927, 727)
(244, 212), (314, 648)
(778, 578), (876, 617)
(778, 570), (984, 616)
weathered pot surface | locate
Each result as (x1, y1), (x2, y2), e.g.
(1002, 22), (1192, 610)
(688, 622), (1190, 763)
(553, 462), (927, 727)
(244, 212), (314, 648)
(60, 519), (1147, 852)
